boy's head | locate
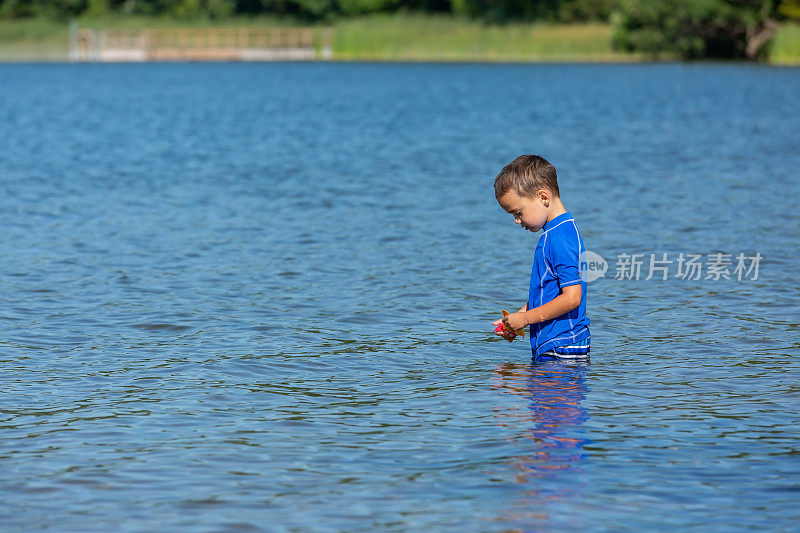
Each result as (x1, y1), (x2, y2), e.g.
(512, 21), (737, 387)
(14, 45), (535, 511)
(494, 154), (559, 201)
(494, 155), (562, 233)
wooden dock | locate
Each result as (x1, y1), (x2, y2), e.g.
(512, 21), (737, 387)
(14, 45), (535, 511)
(69, 24), (333, 62)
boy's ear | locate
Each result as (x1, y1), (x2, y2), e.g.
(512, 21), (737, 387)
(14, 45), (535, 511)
(537, 188), (550, 204)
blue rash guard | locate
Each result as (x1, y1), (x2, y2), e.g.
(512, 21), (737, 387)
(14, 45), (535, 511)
(528, 211), (591, 358)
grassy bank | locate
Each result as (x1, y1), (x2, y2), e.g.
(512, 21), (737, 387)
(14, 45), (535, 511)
(0, 17), (68, 59)
(331, 14), (633, 61)
(771, 23), (800, 65)
(0, 13), (798, 64)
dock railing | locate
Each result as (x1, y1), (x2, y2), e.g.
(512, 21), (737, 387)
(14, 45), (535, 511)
(70, 24), (333, 62)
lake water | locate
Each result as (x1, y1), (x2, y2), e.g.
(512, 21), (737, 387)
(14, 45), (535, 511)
(1, 62), (798, 531)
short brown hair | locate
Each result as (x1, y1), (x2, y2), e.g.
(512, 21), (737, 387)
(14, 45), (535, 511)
(494, 154), (560, 200)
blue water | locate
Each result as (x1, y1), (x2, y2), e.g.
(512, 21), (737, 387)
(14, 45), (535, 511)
(1, 62), (799, 531)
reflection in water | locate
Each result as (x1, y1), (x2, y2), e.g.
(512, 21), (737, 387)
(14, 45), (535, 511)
(492, 359), (590, 527)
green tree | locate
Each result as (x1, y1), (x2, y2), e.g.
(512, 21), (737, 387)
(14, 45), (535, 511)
(778, 0), (800, 17)
(451, 0), (558, 22)
(293, 0), (333, 19)
(335, 0), (398, 15)
(0, 0), (36, 18)
(167, 0), (234, 17)
(85, 0), (110, 16)
(451, 0), (616, 22)
(396, 0), (451, 12)
(613, 0), (800, 60)
(557, 0), (618, 21)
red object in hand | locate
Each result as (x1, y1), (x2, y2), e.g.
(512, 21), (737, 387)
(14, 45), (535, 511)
(494, 310), (524, 343)
(494, 324), (517, 342)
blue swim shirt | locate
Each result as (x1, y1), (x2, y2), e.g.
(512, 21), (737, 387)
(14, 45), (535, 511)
(528, 211), (590, 357)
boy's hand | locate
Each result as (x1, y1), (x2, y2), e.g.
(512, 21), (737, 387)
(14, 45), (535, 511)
(492, 319), (517, 341)
(502, 311), (529, 331)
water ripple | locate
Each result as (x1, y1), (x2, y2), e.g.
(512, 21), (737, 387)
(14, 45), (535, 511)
(0, 62), (798, 531)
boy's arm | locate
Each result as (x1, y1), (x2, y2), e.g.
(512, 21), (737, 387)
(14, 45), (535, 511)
(504, 285), (581, 330)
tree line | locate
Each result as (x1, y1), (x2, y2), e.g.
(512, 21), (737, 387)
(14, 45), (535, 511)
(1, 0), (798, 59)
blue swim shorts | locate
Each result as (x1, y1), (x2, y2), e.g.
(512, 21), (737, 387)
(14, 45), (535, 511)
(535, 337), (590, 361)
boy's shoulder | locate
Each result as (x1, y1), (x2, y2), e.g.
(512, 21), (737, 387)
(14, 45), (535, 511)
(540, 212), (583, 258)
(544, 211), (577, 231)
(541, 212), (581, 241)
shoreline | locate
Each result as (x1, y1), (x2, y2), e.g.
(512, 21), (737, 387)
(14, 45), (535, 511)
(1, 14), (798, 65)
(2, 57), (799, 66)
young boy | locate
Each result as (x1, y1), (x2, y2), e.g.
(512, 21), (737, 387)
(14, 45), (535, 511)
(492, 155), (590, 360)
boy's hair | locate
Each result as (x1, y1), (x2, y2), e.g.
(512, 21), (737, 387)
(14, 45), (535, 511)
(494, 154), (560, 200)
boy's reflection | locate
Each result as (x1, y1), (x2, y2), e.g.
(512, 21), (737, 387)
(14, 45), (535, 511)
(492, 359), (589, 492)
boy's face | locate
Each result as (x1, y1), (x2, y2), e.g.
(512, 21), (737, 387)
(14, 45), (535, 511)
(498, 189), (551, 233)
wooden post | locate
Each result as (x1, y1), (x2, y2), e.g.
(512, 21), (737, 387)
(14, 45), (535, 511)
(322, 27), (333, 59)
(69, 21), (79, 61)
(90, 28), (100, 61)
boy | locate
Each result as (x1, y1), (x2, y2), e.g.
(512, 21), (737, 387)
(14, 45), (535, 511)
(492, 155), (590, 360)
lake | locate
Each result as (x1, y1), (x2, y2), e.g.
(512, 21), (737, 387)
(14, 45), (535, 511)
(1, 61), (798, 531)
